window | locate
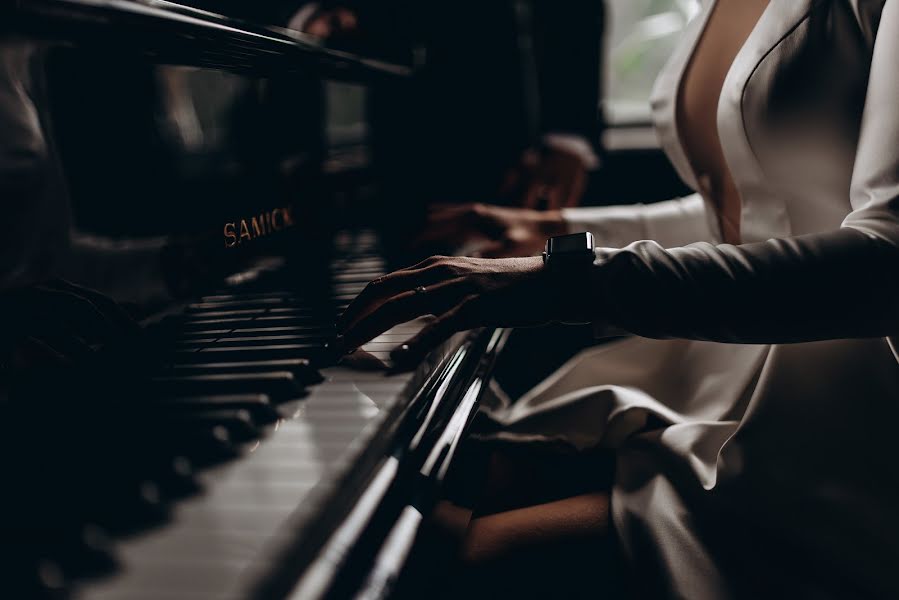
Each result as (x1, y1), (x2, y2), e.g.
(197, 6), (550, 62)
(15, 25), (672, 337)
(604, 0), (699, 124)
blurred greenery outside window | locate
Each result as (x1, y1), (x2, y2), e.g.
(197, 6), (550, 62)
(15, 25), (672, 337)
(604, 0), (699, 124)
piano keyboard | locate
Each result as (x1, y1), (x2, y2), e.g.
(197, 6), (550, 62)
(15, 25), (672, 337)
(2, 231), (478, 600)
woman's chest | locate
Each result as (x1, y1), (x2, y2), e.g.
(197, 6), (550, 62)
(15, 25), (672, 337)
(679, 0), (770, 140)
(657, 0), (882, 238)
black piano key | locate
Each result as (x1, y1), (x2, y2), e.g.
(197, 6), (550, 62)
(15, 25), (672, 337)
(177, 328), (232, 337)
(165, 424), (238, 466)
(150, 372), (303, 402)
(179, 325), (328, 338)
(88, 479), (170, 535)
(5, 556), (69, 600)
(200, 291), (293, 302)
(266, 307), (314, 315)
(156, 393), (280, 423)
(184, 308), (268, 318)
(165, 409), (261, 443)
(187, 297), (300, 311)
(176, 332), (327, 344)
(335, 288), (366, 296)
(179, 316), (321, 329)
(53, 524), (118, 580)
(232, 326), (325, 335)
(250, 315), (331, 325)
(185, 309), (316, 320)
(175, 334), (327, 347)
(152, 455), (202, 498)
(3, 518), (118, 585)
(331, 270), (384, 282)
(175, 343), (321, 362)
(174, 337), (218, 346)
(169, 359), (324, 385)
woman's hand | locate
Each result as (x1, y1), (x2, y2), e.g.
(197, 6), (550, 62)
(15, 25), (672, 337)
(414, 203), (567, 258)
(336, 255), (593, 368)
(293, 6), (359, 40)
(502, 146), (590, 210)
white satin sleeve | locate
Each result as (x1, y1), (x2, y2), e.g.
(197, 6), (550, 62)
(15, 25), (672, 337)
(842, 0), (899, 251)
(561, 192), (720, 248)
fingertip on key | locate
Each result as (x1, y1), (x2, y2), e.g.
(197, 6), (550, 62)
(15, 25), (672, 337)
(391, 343), (411, 357)
(390, 343), (416, 367)
(324, 335), (345, 359)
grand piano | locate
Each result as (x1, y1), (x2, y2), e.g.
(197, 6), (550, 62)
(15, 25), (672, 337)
(0, 1), (513, 598)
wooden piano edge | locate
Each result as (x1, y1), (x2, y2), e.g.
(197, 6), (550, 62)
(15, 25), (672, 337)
(244, 327), (512, 600)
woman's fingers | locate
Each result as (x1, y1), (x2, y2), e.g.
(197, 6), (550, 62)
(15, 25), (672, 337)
(337, 254), (461, 331)
(337, 266), (428, 332)
(522, 182), (545, 210)
(499, 167), (523, 198)
(429, 203), (477, 217)
(412, 216), (469, 247)
(339, 278), (470, 352)
(390, 295), (480, 368)
(412, 204), (491, 247)
(332, 7), (358, 33)
(563, 172), (586, 208)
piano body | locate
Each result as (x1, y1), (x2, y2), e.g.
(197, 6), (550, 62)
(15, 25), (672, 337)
(0, 2), (511, 598)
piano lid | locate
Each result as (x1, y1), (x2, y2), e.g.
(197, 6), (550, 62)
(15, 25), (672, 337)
(1, 0), (417, 80)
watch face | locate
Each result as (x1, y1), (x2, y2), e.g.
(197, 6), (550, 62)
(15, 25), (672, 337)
(548, 232), (594, 254)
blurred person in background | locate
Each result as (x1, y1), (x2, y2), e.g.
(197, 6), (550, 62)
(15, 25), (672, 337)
(288, 0), (606, 236)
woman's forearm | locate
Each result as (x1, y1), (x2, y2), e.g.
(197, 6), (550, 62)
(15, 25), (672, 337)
(461, 492), (610, 564)
(591, 227), (899, 343)
(563, 193), (719, 248)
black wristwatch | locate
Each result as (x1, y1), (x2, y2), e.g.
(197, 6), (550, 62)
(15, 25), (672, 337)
(542, 232), (596, 270)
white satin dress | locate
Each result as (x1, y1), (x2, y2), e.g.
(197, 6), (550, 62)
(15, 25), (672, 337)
(488, 1), (899, 597)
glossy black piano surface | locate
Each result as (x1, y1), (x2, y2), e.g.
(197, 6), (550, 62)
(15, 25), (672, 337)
(0, 2), (510, 598)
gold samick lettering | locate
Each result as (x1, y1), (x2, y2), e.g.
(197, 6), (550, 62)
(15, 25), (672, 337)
(224, 222), (237, 248)
(251, 216), (264, 237)
(223, 206), (296, 247)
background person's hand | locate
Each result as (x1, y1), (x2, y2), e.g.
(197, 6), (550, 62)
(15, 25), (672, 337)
(335, 255), (594, 368)
(294, 6), (359, 40)
(414, 203), (567, 258)
(502, 146), (590, 210)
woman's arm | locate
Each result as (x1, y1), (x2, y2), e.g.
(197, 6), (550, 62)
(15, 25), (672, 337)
(593, 229), (898, 344)
(562, 192), (720, 248)
(336, 225), (896, 365)
(461, 492), (610, 564)
(587, 0), (899, 344)
(416, 193), (718, 259)
(337, 2), (899, 359)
